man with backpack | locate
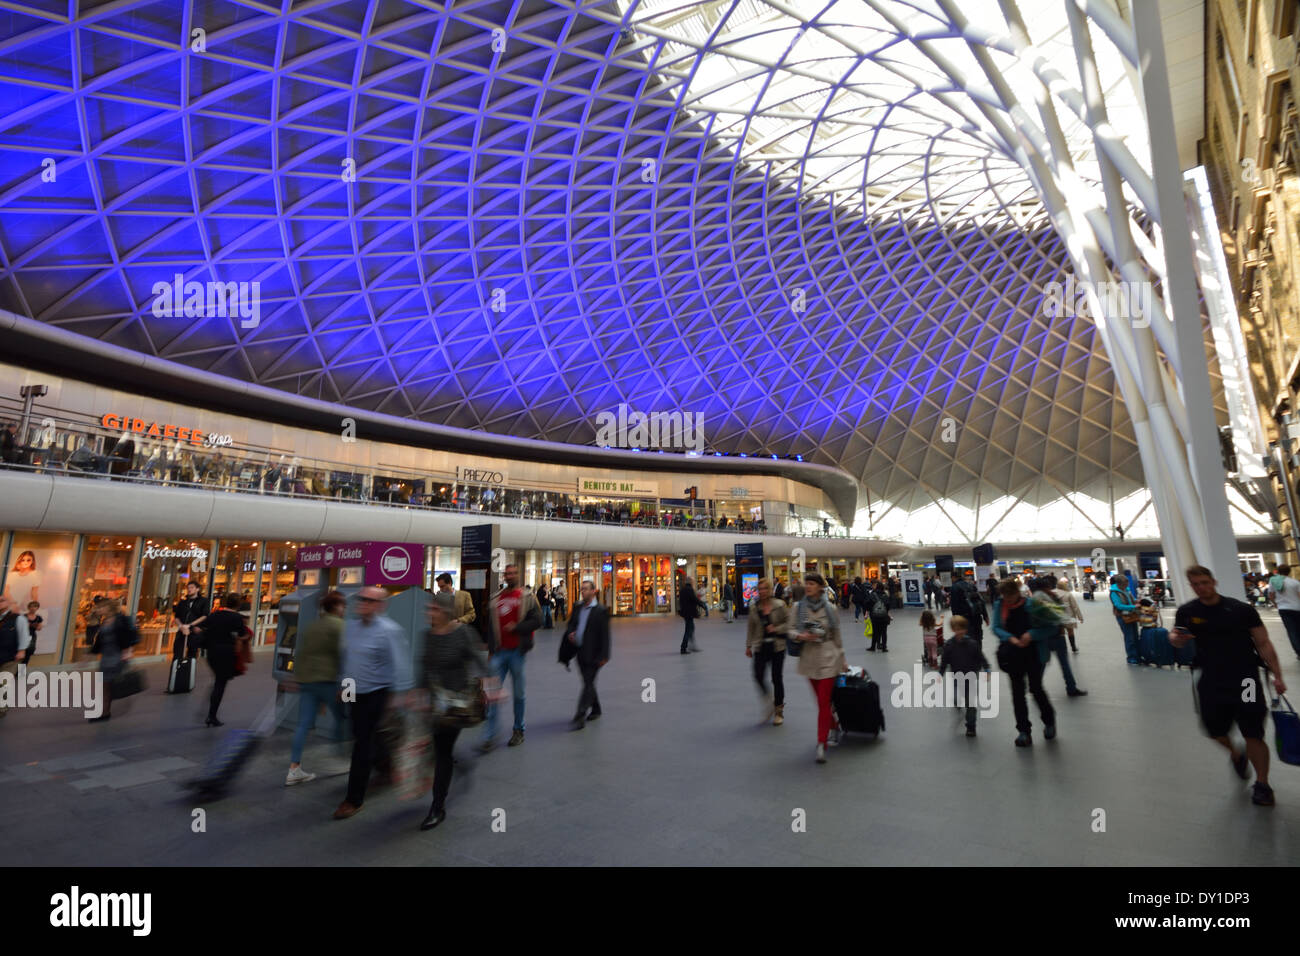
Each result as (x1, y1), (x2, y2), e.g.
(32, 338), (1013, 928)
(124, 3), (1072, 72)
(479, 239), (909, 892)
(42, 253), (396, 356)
(1170, 565), (1287, 807)
(948, 577), (989, 650)
(866, 587), (891, 652)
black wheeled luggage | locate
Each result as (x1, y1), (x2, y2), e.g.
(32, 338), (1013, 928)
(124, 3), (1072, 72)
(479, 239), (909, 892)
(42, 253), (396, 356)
(832, 668), (885, 736)
(167, 657), (196, 694)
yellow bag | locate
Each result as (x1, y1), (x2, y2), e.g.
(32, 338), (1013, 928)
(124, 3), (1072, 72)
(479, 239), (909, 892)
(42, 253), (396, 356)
(863, 618), (873, 638)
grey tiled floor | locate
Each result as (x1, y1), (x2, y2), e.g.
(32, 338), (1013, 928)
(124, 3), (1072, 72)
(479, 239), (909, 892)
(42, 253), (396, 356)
(2, 605), (1298, 866)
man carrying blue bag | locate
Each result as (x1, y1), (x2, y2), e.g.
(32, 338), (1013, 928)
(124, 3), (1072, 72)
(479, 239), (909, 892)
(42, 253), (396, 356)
(1170, 565), (1287, 807)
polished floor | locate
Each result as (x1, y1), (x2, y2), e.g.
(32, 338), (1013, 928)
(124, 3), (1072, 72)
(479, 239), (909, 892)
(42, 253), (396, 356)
(2, 604), (1298, 866)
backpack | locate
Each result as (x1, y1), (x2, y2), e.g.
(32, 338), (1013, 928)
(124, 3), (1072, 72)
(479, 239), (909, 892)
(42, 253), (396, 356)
(869, 595), (889, 620)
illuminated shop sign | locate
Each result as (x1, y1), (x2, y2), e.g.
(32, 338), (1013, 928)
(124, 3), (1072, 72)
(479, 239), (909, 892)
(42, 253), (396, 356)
(100, 413), (234, 448)
(578, 475), (660, 496)
(455, 465), (505, 484)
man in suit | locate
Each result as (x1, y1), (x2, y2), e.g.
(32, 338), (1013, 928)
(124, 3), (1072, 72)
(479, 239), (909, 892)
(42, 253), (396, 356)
(564, 579), (611, 730)
(678, 577), (703, 654)
(435, 572), (476, 625)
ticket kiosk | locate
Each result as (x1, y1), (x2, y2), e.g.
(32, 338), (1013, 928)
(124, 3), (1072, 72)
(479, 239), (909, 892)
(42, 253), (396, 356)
(273, 541), (428, 683)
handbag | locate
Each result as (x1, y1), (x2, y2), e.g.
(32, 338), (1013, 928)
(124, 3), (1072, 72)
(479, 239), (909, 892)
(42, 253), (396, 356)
(108, 663), (146, 699)
(1120, 611), (1141, 624)
(1272, 694), (1300, 766)
(431, 679), (487, 728)
(233, 627), (253, 675)
(995, 640), (1021, 673)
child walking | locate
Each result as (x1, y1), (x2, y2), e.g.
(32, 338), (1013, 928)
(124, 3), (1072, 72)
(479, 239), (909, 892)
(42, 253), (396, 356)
(920, 609), (943, 667)
(938, 616), (990, 736)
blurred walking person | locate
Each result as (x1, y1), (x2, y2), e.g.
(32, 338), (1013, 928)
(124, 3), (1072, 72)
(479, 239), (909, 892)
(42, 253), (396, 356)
(993, 579), (1056, 747)
(564, 580), (611, 730)
(286, 589), (347, 786)
(791, 574), (846, 763)
(678, 577), (704, 654)
(746, 578), (788, 725)
(86, 598), (138, 723)
(418, 592), (489, 830)
(478, 564), (541, 752)
(334, 587), (410, 819)
(1054, 576), (1083, 653)
(200, 592), (246, 728)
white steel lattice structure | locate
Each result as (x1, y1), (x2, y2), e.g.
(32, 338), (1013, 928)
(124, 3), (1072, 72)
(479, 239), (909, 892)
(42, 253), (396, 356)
(0, 0), (1257, 591)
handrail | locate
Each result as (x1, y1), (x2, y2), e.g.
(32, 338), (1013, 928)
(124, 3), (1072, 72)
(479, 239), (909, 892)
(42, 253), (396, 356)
(0, 399), (866, 537)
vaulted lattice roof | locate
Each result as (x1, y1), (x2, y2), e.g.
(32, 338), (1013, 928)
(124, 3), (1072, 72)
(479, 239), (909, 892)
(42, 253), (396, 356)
(0, 0), (1222, 512)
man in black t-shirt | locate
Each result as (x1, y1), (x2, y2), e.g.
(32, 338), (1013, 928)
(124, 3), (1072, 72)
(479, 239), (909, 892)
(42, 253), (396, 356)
(1171, 565), (1287, 807)
(171, 580), (210, 662)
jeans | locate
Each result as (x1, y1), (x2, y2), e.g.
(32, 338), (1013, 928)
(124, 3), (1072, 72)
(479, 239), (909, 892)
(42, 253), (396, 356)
(1280, 609), (1300, 659)
(753, 644), (785, 706)
(869, 619), (888, 650)
(1046, 633), (1078, 692)
(1006, 646), (1055, 734)
(483, 647), (526, 739)
(725, 601), (735, 622)
(809, 677), (839, 744)
(291, 680), (346, 764)
(1118, 618), (1140, 662)
(680, 616), (697, 652)
(542, 605), (553, 629)
(576, 661), (602, 718)
(345, 688), (389, 806)
(430, 725), (461, 813)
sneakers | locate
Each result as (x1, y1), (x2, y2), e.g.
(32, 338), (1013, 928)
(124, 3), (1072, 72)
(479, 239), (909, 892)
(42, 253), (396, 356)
(773, 705), (784, 726)
(1014, 732), (1033, 747)
(508, 729), (525, 747)
(815, 744), (827, 764)
(1251, 782), (1275, 806)
(827, 728), (841, 747)
(285, 766), (316, 786)
(1231, 750), (1250, 780)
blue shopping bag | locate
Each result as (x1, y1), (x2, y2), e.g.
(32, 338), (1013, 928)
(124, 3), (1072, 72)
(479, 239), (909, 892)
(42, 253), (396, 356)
(1273, 695), (1300, 766)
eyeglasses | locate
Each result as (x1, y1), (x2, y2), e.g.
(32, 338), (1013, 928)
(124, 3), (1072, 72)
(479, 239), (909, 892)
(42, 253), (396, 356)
(357, 597), (381, 603)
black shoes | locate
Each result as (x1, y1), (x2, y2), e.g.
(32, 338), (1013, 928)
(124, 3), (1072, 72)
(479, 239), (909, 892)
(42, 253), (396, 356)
(420, 808), (447, 830)
(568, 718), (585, 731)
(965, 726), (976, 737)
(1044, 723), (1057, 740)
(680, 649), (689, 655)
(1066, 688), (1088, 697)
(586, 712), (601, 721)
(87, 714), (112, 723)
(1232, 750), (1250, 779)
(1251, 782), (1275, 806)
(205, 717), (223, 727)
(507, 730), (524, 747)
(1015, 732), (1032, 747)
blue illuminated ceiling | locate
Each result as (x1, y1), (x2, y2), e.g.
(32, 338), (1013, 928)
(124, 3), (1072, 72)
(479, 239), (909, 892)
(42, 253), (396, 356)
(0, 0), (1202, 510)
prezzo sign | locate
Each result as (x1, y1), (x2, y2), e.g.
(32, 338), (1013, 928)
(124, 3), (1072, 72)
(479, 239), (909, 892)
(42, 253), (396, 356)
(456, 465), (505, 484)
(100, 413), (234, 448)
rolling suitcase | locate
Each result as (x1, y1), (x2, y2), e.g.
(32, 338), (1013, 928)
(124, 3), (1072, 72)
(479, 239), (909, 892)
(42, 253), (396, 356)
(832, 667), (885, 736)
(167, 657), (196, 694)
(187, 692), (277, 797)
(189, 729), (261, 797)
(1139, 626), (1175, 666)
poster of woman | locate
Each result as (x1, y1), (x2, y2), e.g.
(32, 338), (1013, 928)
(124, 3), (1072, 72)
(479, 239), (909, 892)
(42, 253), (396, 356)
(3, 535), (75, 656)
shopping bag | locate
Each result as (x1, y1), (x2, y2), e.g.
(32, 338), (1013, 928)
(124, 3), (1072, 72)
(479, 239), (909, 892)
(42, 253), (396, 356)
(392, 705), (433, 800)
(1272, 695), (1300, 766)
(863, 618), (873, 639)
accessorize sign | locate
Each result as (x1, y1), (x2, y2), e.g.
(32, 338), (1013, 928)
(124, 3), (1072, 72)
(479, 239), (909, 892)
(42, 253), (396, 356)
(100, 413), (234, 448)
(143, 545), (209, 561)
(295, 541), (423, 586)
(577, 475), (660, 497)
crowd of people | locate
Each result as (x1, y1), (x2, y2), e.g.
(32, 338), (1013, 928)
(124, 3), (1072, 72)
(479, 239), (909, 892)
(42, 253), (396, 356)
(1, 556), (1292, 821)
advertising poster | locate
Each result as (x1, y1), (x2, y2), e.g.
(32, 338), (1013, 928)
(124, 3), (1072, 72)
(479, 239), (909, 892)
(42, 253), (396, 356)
(4, 532), (76, 655)
(741, 572), (759, 605)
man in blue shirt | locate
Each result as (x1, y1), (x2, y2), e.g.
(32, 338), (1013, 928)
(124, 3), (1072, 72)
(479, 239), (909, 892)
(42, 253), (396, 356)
(333, 586), (412, 820)
(564, 580), (611, 730)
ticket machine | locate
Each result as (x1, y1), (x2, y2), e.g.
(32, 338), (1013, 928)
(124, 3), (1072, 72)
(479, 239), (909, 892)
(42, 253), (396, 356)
(273, 541), (428, 684)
